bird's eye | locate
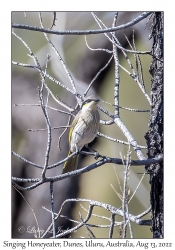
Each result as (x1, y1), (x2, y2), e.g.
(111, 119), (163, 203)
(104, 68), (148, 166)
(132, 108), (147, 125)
(83, 99), (91, 105)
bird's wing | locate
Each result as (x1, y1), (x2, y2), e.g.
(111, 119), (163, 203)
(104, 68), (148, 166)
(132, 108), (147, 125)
(68, 111), (81, 144)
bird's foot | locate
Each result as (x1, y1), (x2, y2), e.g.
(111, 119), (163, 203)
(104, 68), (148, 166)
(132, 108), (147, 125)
(75, 145), (80, 155)
(85, 144), (99, 159)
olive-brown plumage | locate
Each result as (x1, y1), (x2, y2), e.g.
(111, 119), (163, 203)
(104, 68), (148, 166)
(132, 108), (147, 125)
(62, 96), (100, 174)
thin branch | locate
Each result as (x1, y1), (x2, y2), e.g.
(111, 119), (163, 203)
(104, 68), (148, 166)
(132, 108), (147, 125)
(132, 30), (145, 89)
(79, 213), (96, 238)
(114, 117), (146, 160)
(12, 151), (43, 169)
(112, 13), (120, 116)
(124, 31), (146, 96)
(84, 55), (113, 97)
(39, 55), (52, 180)
(50, 12), (57, 30)
(38, 12), (77, 95)
(12, 185), (40, 238)
(57, 115), (72, 150)
(136, 206), (151, 219)
(12, 150), (78, 171)
(12, 60), (76, 108)
(97, 105), (114, 118)
(80, 204), (111, 222)
(97, 132), (147, 149)
(28, 126), (70, 132)
(50, 182), (56, 238)
(12, 12), (152, 36)
(122, 151), (130, 238)
(119, 106), (150, 112)
(91, 12), (151, 56)
(109, 213), (115, 238)
(128, 173), (146, 203)
(100, 119), (114, 125)
(112, 165), (123, 194)
(92, 12), (151, 105)
(62, 212), (123, 228)
(12, 153), (163, 191)
(43, 198), (152, 238)
(61, 199), (152, 226)
(84, 35), (112, 53)
(100, 99), (150, 112)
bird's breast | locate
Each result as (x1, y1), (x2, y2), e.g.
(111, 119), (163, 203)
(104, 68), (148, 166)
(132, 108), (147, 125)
(70, 109), (100, 152)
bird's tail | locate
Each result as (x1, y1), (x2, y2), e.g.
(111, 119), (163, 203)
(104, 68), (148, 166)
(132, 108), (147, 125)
(62, 150), (79, 174)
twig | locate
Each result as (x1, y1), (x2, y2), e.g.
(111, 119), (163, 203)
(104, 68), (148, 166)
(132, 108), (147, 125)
(132, 31), (145, 89)
(91, 12), (151, 56)
(38, 12), (77, 95)
(112, 165), (123, 194)
(50, 12), (57, 30)
(92, 12), (151, 105)
(12, 151), (43, 169)
(57, 115), (72, 150)
(136, 206), (151, 218)
(42, 198), (152, 238)
(84, 55), (113, 97)
(109, 213), (115, 238)
(28, 126), (70, 132)
(112, 13), (120, 116)
(113, 117), (146, 160)
(13, 185), (40, 238)
(100, 119), (114, 125)
(12, 34), (75, 112)
(100, 99), (150, 112)
(79, 212), (96, 238)
(62, 212), (123, 228)
(122, 149), (131, 238)
(97, 132), (147, 149)
(110, 183), (122, 201)
(84, 35), (112, 53)
(97, 105), (113, 118)
(80, 204), (110, 222)
(123, 147), (134, 238)
(39, 55), (52, 180)
(12, 61), (76, 107)
(50, 181), (56, 238)
(12, 12), (152, 36)
(129, 173), (146, 203)
(124, 31), (146, 95)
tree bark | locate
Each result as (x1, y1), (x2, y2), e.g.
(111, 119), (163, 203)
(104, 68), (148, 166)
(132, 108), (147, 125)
(145, 12), (163, 238)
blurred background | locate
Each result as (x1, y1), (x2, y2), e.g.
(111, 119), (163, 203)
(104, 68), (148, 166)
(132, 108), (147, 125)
(12, 12), (153, 238)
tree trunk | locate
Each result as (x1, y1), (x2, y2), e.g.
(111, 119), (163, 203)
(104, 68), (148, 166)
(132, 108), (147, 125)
(145, 12), (163, 238)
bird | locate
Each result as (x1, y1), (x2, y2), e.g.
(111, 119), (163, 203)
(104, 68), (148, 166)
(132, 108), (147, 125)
(62, 95), (100, 174)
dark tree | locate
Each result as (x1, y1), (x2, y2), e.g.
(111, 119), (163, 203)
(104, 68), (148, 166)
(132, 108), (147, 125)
(145, 12), (163, 238)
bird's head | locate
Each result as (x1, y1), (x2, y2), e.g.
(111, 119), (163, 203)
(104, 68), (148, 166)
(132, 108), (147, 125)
(81, 95), (100, 111)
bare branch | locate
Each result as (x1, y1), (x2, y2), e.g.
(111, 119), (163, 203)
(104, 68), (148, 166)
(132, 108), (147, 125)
(50, 12), (57, 30)
(112, 13), (120, 116)
(50, 182), (56, 238)
(39, 55), (52, 179)
(12, 186), (40, 238)
(12, 153), (163, 191)
(12, 12), (152, 36)
(97, 132), (147, 149)
(38, 12), (77, 95)
(84, 55), (113, 97)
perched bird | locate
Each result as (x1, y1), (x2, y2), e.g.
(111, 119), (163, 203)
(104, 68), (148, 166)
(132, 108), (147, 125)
(62, 95), (100, 174)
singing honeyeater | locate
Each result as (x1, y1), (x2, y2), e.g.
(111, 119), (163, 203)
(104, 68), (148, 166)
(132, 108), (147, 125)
(62, 95), (100, 174)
